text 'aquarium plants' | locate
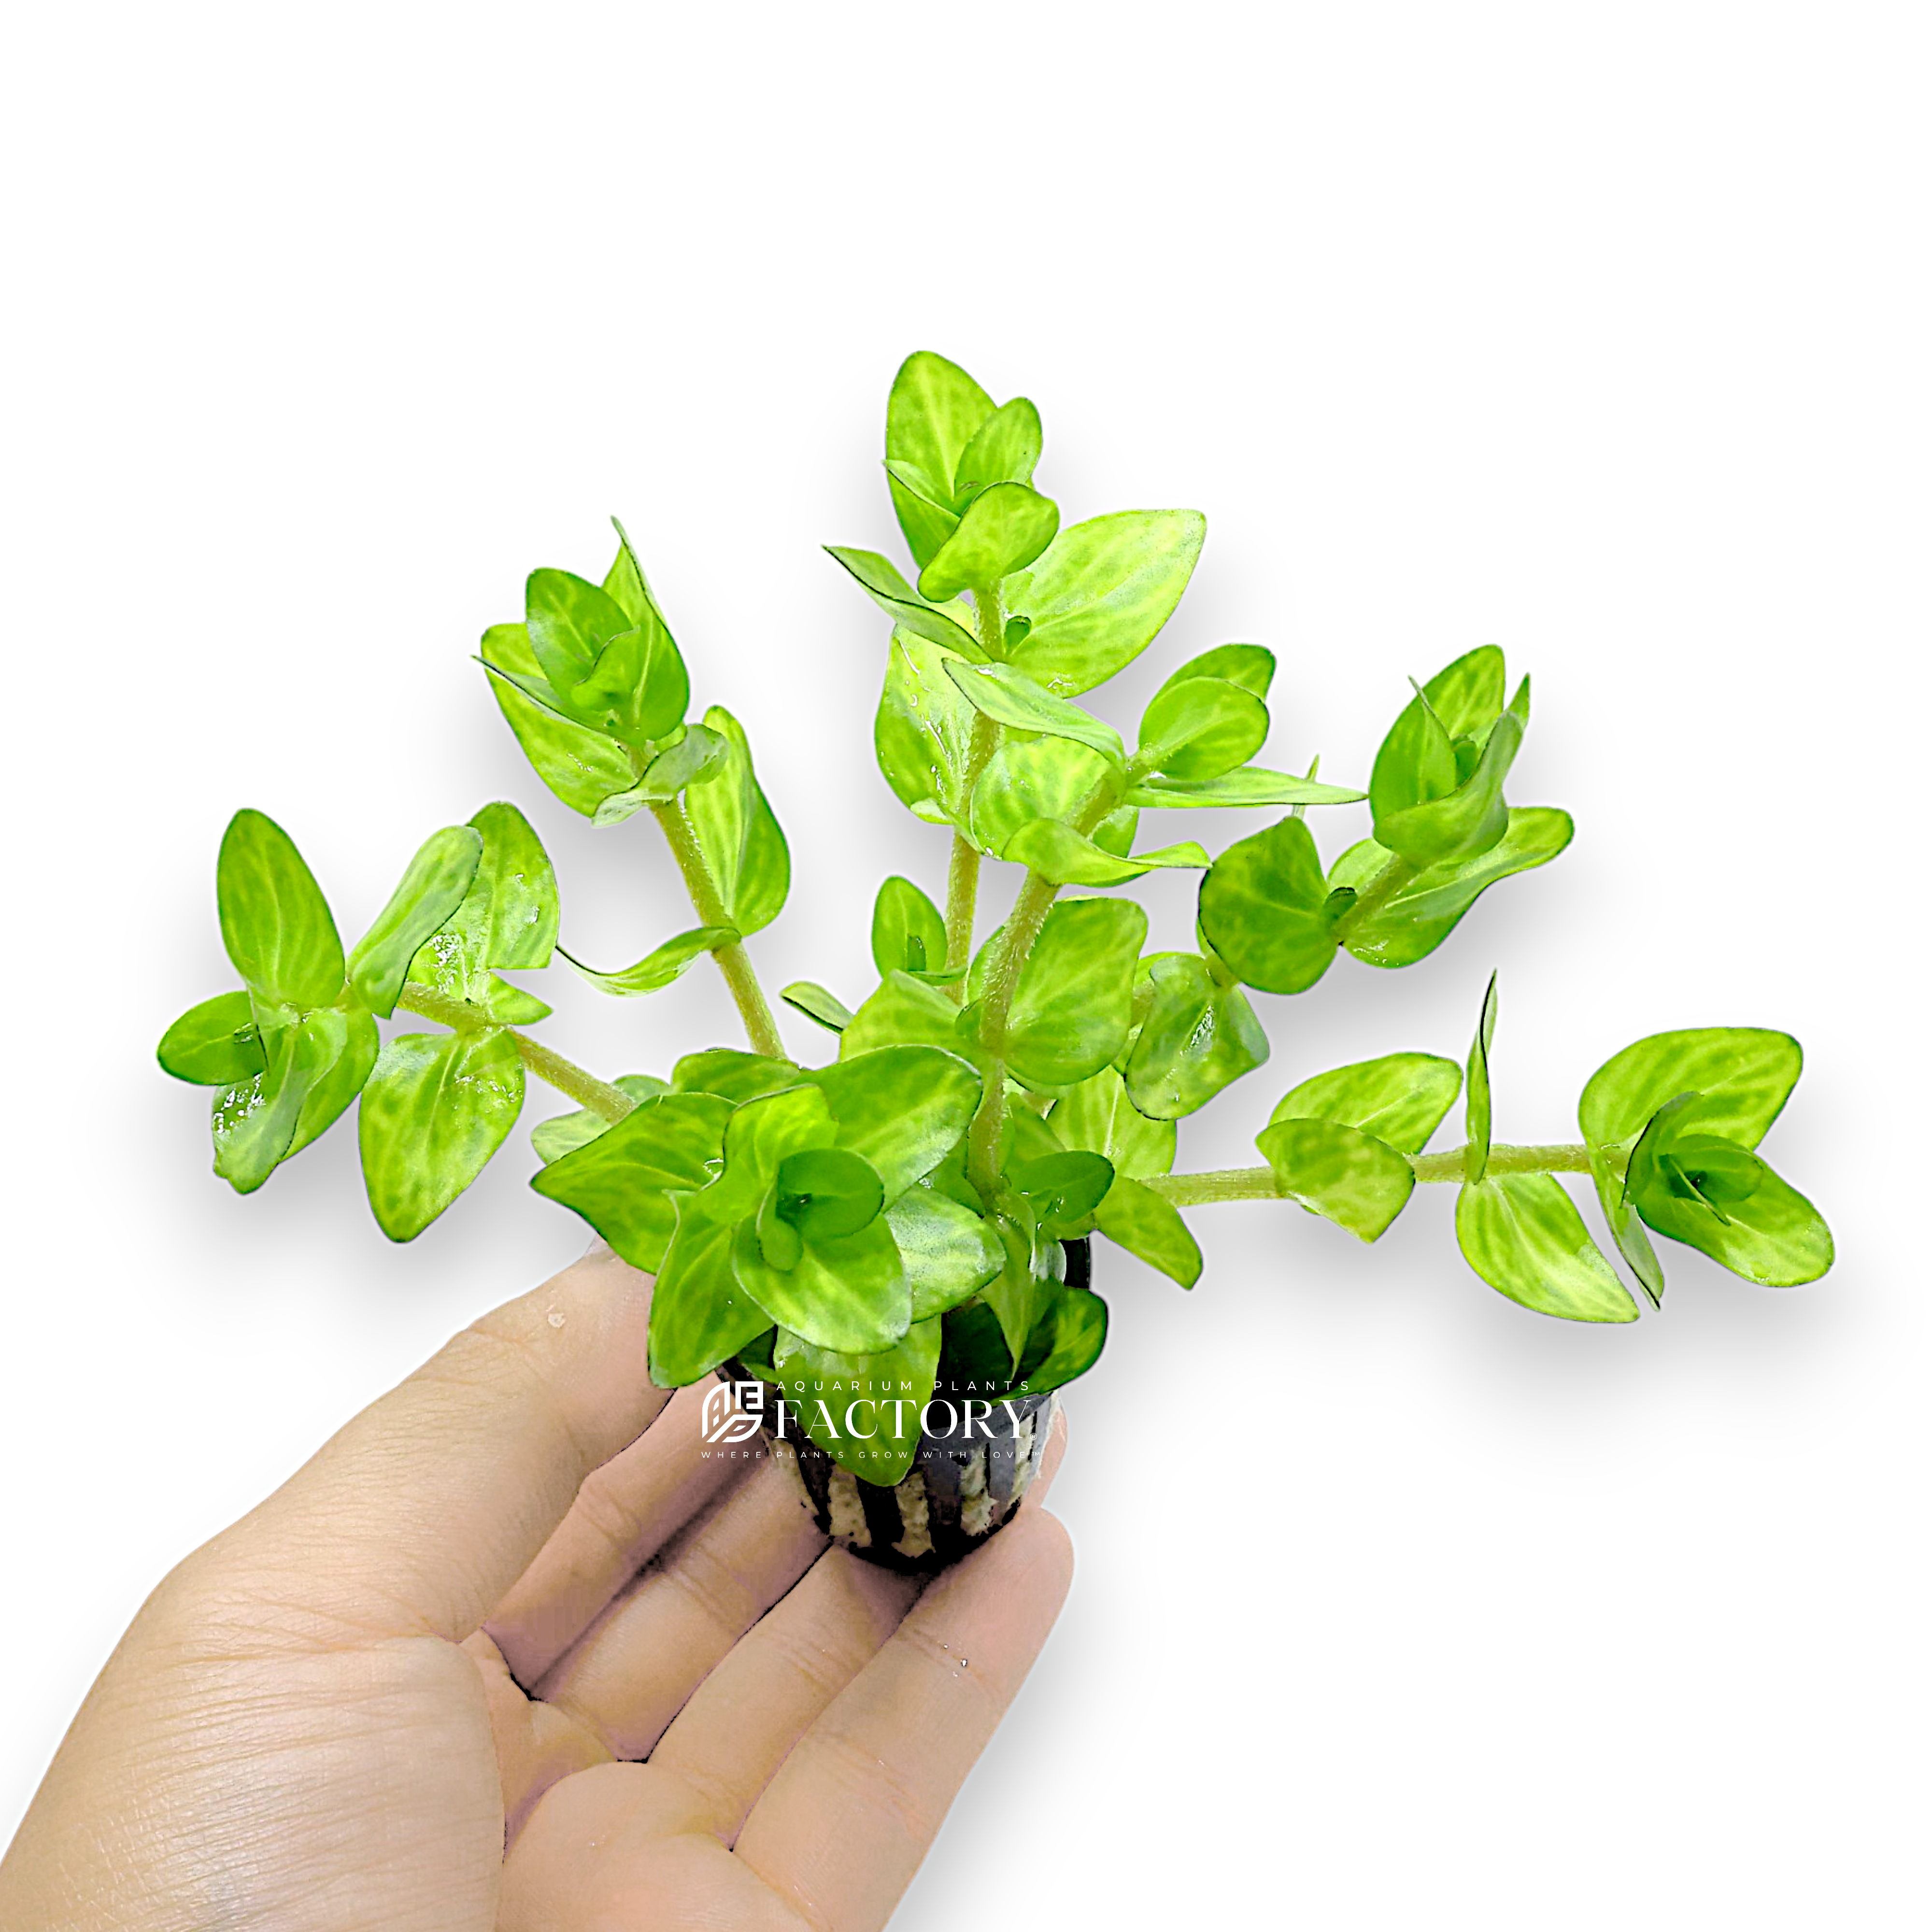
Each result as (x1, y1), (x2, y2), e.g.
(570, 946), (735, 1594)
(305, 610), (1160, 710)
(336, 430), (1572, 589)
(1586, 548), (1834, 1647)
(156, 352), (1833, 1567)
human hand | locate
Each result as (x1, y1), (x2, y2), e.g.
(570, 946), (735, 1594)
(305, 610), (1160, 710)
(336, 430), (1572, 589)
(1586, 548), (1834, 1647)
(0, 1247), (1074, 1931)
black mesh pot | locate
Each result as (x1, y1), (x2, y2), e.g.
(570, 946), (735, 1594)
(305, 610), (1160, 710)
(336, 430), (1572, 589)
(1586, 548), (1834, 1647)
(718, 1239), (1084, 1572)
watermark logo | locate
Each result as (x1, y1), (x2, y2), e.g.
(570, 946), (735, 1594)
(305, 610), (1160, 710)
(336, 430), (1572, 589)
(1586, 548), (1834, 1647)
(697, 1380), (766, 1447)
(698, 1376), (1033, 1453)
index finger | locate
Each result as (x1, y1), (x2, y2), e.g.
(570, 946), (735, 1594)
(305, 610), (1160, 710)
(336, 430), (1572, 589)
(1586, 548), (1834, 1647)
(198, 1246), (668, 1644)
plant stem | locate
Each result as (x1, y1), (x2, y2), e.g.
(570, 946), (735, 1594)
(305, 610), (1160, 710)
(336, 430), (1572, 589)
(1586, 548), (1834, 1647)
(1137, 1166), (1282, 1205)
(1411, 1143), (1592, 1183)
(964, 866), (1061, 1198)
(943, 713), (1000, 992)
(395, 984), (635, 1122)
(960, 778), (1119, 1200)
(649, 799), (786, 1058)
(1331, 850), (1421, 939)
(941, 585), (1009, 993)
(1143, 1142), (1595, 1206)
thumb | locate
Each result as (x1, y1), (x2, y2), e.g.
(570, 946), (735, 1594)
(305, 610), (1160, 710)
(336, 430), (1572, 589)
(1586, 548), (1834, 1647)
(200, 1245), (670, 1643)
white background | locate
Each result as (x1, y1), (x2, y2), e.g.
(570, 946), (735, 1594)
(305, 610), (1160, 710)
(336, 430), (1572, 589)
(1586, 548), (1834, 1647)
(3, 4), (1926, 1925)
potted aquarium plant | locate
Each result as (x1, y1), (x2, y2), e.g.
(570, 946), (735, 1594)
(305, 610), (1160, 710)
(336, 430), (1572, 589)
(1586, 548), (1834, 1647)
(156, 351), (1834, 1569)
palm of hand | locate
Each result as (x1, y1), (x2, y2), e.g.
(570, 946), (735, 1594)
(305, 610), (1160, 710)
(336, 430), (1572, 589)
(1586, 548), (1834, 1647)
(0, 1251), (1071, 1932)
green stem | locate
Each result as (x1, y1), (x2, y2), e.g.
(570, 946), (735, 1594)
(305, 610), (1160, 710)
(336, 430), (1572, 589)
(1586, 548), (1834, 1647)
(940, 585), (1009, 994)
(1412, 1143), (1592, 1183)
(943, 712), (1000, 992)
(1137, 1166), (1282, 1205)
(1144, 1142), (1594, 1206)
(649, 799), (786, 1058)
(961, 777), (1119, 1201)
(1331, 850), (1421, 939)
(395, 984), (635, 1123)
(964, 867), (1061, 1198)
(972, 582), (1007, 661)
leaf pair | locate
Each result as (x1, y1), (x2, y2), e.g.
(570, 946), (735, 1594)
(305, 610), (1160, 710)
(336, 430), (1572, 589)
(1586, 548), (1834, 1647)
(483, 527), (688, 754)
(915, 485), (1061, 603)
(401, 802), (558, 1023)
(937, 641), (1361, 892)
(1123, 644), (1363, 813)
(922, 648), (1351, 884)
(1447, 976), (1640, 1323)
(703, 1092), (901, 1354)
(1049, 1065), (1201, 1289)
(1198, 796), (1571, 994)
(589, 724), (730, 827)
(828, 358), (1055, 656)
(533, 1046), (989, 1387)
(966, 732), (1208, 886)
(1327, 810), (1574, 968)
(1131, 645), (1274, 781)
(843, 352), (1208, 697)
(162, 810), (475, 1196)
(359, 802), (564, 1238)
(482, 526), (788, 883)
(1369, 646), (1531, 866)
(1579, 1028), (1832, 1302)
(883, 352), (1049, 575)
(672, 1065), (975, 1378)
(1193, 649), (1566, 991)
(1257, 1051), (1462, 1241)
(836, 509), (1211, 707)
